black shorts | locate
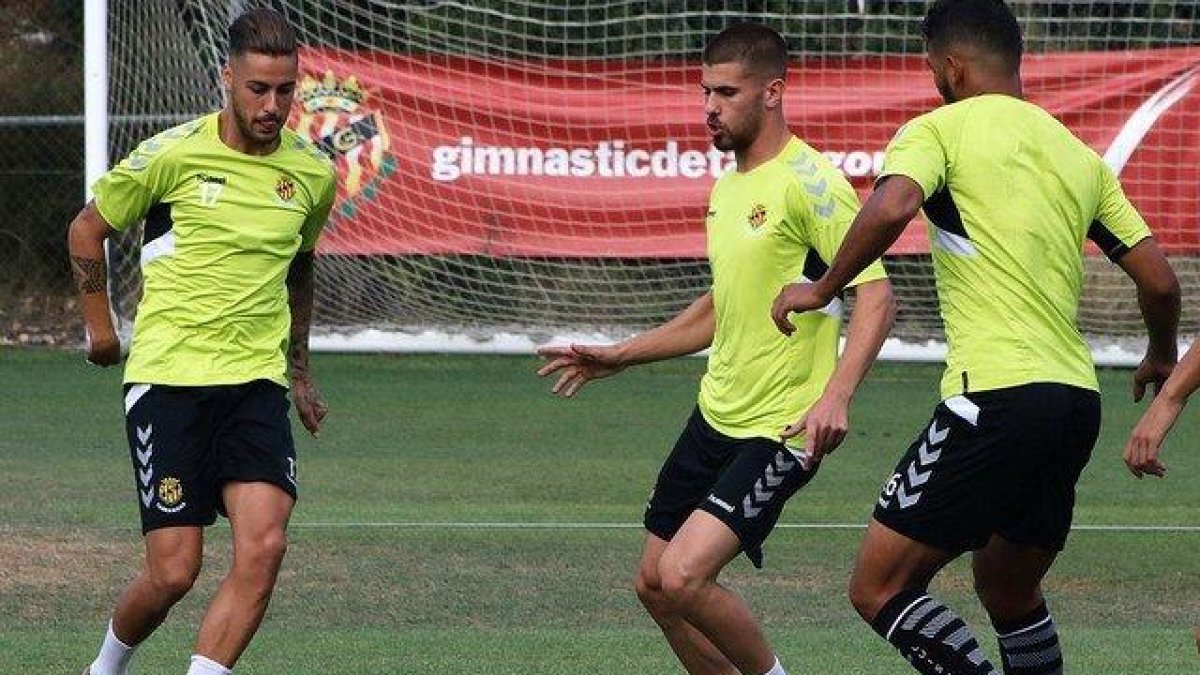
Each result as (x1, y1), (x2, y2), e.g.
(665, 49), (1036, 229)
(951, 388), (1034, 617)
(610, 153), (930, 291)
(873, 383), (1100, 553)
(644, 407), (819, 568)
(122, 380), (298, 533)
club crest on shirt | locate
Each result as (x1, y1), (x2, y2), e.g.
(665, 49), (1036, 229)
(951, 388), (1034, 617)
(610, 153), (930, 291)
(747, 203), (768, 230)
(291, 70), (396, 225)
(275, 176), (296, 203)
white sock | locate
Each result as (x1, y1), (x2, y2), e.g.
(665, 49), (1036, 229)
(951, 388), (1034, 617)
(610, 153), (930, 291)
(186, 654), (233, 675)
(761, 655), (787, 675)
(89, 619), (136, 675)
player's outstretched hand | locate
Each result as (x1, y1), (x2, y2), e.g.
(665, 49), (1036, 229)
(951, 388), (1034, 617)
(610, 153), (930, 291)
(781, 391), (849, 465)
(536, 343), (625, 397)
(771, 282), (832, 336)
(1123, 395), (1180, 479)
(291, 372), (328, 437)
(84, 327), (122, 367)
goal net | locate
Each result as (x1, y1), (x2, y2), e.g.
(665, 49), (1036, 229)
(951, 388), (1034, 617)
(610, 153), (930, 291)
(101, 1), (1200, 360)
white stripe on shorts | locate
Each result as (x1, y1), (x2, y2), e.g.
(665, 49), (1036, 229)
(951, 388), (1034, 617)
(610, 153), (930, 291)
(124, 384), (151, 414)
(944, 394), (980, 426)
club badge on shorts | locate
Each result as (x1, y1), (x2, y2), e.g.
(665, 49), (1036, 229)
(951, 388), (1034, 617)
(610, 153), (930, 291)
(157, 476), (187, 513)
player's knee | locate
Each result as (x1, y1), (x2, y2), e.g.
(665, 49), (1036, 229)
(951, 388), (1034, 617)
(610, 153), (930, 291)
(656, 560), (708, 612)
(633, 567), (672, 616)
(633, 568), (659, 605)
(258, 529), (289, 568)
(146, 555), (201, 601)
(847, 571), (887, 622)
(236, 528), (289, 576)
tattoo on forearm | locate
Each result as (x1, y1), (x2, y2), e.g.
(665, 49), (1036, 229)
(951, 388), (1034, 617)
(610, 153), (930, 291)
(289, 341), (310, 376)
(287, 252), (315, 373)
(71, 256), (107, 294)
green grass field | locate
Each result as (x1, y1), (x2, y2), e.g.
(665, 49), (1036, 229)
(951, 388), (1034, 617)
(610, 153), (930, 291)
(1, 349), (1196, 674)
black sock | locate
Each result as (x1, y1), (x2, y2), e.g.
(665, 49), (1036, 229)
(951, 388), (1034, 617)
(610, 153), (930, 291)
(870, 587), (999, 675)
(994, 602), (1062, 675)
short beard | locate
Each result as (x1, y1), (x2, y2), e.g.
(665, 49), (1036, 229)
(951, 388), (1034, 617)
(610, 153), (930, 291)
(715, 118), (760, 154)
(713, 133), (736, 152)
(233, 100), (280, 146)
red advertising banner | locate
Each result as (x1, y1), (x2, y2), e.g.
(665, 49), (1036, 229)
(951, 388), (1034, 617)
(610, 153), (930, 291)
(290, 48), (1200, 257)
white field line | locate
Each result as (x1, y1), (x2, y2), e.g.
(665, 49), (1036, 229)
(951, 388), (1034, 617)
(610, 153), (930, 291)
(2, 522), (1195, 533)
(287, 521), (1200, 533)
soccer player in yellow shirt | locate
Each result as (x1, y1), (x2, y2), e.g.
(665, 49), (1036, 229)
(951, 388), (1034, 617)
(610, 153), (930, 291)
(539, 23), (895, 675)
(772, 2), (1180, 673)
(68, 9), (335, 675)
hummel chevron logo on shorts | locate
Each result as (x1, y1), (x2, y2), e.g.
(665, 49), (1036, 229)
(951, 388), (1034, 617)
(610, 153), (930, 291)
(135, 424), (155, 508)
(743, 450), (799, 517)
(879, 420), (949, 511)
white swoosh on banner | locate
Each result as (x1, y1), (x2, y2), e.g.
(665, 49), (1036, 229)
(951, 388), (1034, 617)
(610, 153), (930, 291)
(1103, 65), (1199, 175)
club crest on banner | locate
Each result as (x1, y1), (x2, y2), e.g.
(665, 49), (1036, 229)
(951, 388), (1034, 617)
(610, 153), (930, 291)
(291, 70), (397, 222)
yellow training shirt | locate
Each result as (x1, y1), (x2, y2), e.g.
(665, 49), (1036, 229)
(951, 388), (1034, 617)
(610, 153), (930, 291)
(880, 95), (1151, 398)
(698, 136), (887, 441)
(93, 113), (336, 387)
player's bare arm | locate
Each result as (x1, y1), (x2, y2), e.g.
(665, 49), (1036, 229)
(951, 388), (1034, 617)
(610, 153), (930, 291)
(1124, 394), (1180, 479)
(1118, 239), (1185, 475)
(1116, 237), (1181, 403)
(783, 278), (895, 462)
(1123, 270), (1193, 479)
(771, 175), (923, 335)
(1126, 337), (1200, 477)
(67, 201), (121, 366)
(287, 249), (327, 435)
(537, 291), (715, 397)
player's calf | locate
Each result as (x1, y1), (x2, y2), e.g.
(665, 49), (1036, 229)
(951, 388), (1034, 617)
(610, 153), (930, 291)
(992, 602), (1063, 675)
(868, 587), (1000, 675)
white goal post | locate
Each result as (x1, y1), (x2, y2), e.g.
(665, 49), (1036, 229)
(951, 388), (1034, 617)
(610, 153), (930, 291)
(90, 1), (1200, 363)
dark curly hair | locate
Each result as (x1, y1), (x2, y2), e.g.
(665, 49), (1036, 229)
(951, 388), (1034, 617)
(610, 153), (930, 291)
(922, 0), (1023, 74)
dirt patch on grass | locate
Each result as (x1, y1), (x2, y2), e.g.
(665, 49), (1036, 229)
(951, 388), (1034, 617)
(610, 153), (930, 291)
(0, 529), (136, 591)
